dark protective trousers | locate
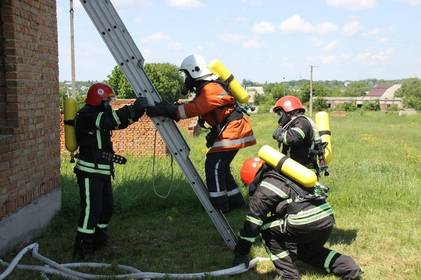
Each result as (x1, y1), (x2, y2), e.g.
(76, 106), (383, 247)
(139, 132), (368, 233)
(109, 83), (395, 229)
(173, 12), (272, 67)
(76, 171), (113, 236)
(205, 150), (245, 212)
(261, 225), (362, 280)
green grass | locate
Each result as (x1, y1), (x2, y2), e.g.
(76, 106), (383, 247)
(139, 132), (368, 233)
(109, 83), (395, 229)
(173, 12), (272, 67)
(3, 111), (421, 279)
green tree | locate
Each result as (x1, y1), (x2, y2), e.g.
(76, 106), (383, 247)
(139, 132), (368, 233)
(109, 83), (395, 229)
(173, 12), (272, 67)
(313, 97), (329, 111)
(343, 81), (370, 97)
(299, 82), (331, 103)
(395, 78), (421, 110)
(106, 63), (183, 102)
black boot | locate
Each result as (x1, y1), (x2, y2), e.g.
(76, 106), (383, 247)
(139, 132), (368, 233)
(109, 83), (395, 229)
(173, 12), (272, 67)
(94, 227), (109, 250)
(73, 232), (95, 259)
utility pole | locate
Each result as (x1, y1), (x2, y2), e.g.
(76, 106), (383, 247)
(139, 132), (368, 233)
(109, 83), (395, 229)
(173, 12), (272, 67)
(309, 65), (315, 117)
(70, 0), (77, 98)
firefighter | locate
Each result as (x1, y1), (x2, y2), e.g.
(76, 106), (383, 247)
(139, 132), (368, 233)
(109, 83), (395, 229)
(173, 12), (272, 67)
(232, 157), (362, 280)
(146, 54), (256, 213)
(73, 83), (148, 258)
(272, 96), (317, 170)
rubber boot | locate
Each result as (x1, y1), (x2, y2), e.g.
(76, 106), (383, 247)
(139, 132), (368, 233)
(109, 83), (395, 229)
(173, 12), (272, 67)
(94, 227), (109, 250)
(73, 232), (95, 259)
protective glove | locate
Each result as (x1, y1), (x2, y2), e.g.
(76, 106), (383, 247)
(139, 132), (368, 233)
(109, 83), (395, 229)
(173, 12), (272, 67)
(131, 96), (149, 118)
(232, 252), (249, 268)
(146, 102), (178, 119)
(272, 126), (286, 142)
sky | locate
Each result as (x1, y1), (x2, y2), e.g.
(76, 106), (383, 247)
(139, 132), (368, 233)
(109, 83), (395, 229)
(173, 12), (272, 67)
(56, 0), (421, 83)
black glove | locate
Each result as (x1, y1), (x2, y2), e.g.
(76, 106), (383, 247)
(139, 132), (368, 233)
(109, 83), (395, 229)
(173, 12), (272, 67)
(131, 97), (149, 118)
(272, 126), (286, 142)
(146, 102), (177, 119)
(232, 252), (249, 268)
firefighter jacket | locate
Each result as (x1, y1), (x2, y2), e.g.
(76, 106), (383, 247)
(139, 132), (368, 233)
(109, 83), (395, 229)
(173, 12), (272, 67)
(74, 104), (137, 176)
(235, 168), (334, 256)
(278, 115), (316, 167)
(175, 82), (256, 153)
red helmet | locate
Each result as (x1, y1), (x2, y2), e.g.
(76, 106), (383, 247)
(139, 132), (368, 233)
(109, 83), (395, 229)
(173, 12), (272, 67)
(273, 96), (304, 113)
(240, 157), (265, 186)
(85, 83), (116, 106)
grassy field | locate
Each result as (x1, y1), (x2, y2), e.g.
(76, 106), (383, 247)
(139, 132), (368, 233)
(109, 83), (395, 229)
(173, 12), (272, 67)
(3, 111), (421, 279)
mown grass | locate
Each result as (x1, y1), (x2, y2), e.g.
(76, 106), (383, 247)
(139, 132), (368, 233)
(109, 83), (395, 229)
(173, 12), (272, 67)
(3, 111), (421, 279)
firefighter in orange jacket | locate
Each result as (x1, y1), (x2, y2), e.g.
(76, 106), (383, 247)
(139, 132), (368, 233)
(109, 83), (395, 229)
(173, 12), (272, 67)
(147, 54), (256, 212)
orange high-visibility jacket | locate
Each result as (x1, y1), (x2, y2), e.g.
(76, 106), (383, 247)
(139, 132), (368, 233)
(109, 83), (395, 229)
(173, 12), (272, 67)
(176, 82), (256, 153)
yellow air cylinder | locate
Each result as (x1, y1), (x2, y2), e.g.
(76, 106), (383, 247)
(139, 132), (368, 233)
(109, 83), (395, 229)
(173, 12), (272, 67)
(258, 145), (317, 188)
(64, 97), (78, 155)
(208, 59), (249, 104)
(315, 111), (332, 164)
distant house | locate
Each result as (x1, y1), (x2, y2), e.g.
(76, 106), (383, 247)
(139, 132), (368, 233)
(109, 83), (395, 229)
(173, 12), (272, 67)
(246, 86), (265, 103)
(321, 84), (403, 111)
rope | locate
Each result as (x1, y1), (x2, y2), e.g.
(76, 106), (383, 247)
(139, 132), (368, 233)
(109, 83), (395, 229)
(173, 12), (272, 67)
(0, 243), (270, 279)
(152, 129), (175, 199)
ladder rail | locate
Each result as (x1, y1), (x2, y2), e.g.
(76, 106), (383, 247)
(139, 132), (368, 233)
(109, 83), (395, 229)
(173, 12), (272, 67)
(80, 0), (237, 249)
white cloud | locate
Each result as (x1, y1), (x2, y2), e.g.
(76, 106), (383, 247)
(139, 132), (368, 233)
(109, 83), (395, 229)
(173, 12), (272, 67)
(252, 21), (275, 33)
(404, 0), (421, 5)
(326, 0), (377, 10)
(321, 55), (337, 64)
(242, 38), (262, 49)
(355, 48), (395, 64)
(142, 32), (169, 44)
(342, 19), (362, 36)
(168, 41), (184, 51)
(219, 32), (244, 43)
(280, 14), (338, 35)
(324, 40), (338, 51)
(168, 0), (204, 8)
(363, 27), (391, 43)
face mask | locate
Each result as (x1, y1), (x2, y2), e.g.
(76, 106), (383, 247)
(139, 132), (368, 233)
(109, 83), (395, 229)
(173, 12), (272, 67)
(181, 72), (195, 95)
(277, 110), (290, 127)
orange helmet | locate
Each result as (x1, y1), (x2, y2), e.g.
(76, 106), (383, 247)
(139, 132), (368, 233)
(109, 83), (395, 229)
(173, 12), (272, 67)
(273, 95), (304, 113)
(85, 83), (116, 106)
(240, 157), (265, 186)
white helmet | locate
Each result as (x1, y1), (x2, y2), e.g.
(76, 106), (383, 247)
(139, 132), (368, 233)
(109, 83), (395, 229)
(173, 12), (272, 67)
(180, 54), (215, 81)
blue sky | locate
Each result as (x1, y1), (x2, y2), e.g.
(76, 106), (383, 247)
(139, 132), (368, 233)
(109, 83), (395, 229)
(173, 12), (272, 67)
(57, 0), (421, 83)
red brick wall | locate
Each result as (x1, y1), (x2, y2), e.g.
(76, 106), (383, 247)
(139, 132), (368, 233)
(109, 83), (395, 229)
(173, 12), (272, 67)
(0, 1), (60, 219)
(60, 99), (199, 157)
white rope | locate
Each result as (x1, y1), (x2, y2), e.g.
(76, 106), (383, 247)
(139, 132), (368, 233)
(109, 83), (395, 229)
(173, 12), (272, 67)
(152, 129), (175, 199)
(0, 243), (270, 279)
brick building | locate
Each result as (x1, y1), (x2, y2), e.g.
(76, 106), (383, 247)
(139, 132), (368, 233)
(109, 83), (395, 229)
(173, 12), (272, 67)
(0, 1), (60, 253)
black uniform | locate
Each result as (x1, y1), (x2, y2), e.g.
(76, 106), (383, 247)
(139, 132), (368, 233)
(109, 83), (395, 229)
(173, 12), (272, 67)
(73, 103), (143, 254)
(274, 115), (315, 168)
(234, 168), (362, 280)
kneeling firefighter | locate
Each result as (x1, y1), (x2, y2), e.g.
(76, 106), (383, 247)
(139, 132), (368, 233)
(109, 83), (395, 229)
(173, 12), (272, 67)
(272, 96), (322, 173)
(232, 157), (362, 280)
(147, 54), (256, 213)
(73, 83), (148, 258)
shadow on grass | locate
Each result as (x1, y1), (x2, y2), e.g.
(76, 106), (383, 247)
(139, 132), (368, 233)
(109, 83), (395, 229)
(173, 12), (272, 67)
(329, 227), (358, 245)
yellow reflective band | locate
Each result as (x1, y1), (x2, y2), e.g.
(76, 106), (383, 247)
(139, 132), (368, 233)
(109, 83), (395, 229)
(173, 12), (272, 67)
(246, 215), (263, 226)
(324, 250), (337, 272)
(76, 159), (111, 170)
(261, 220), (282, 230)
(95, 112), (104, 128)
(75, 165), (112, 175)
(77, 227), (95, 234)
(269, 250), (289, 261)
(260, 181), (289, 198)
(97, 224), (108, 229)
(212, 135), (256, 148)
(239, 235), (256, 243)
(288, 209), (334, 225)
(82, 178), (91, 232)
(96, 130), (102, 150)
(289, 203), (332, 220)
(291, 127), (305, 139)
(111, 110), (121, 127)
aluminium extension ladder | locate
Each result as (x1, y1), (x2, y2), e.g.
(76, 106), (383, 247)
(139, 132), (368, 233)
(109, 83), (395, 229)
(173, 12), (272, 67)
(80, 0), (237, 249)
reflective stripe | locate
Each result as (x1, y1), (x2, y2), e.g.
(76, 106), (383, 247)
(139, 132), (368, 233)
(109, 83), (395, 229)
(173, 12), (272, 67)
(212, 135), (256, 148)
(227, 188), (240, 197)
(324, 250), (337, 272)
(77, 227), (95, 234)
(246, 215), (263, 226)
(178, 105), (187, 119)
(97, 224), (108, 229)
(261, 219), (282, 230)
(269, 250), (289, 261)
(209, 191), (227, 198)
(283, 131), (288, 144)
(82, 178), (91, 232)
(215, 159), (221, 192)
(76, 159), (111, 170)
(239, 235), (256, 243)
(95, 112), (104, 128)
(75, 165), (112, 175)
(260, 181), (289, 199)
(96, 130), (102, 149)
(288, 204), (334, 225)
(288, 209), (333, 225)
(111, 110), (121, 127)
(288, 203), (332, 220)
(291, 127), (305, 139)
